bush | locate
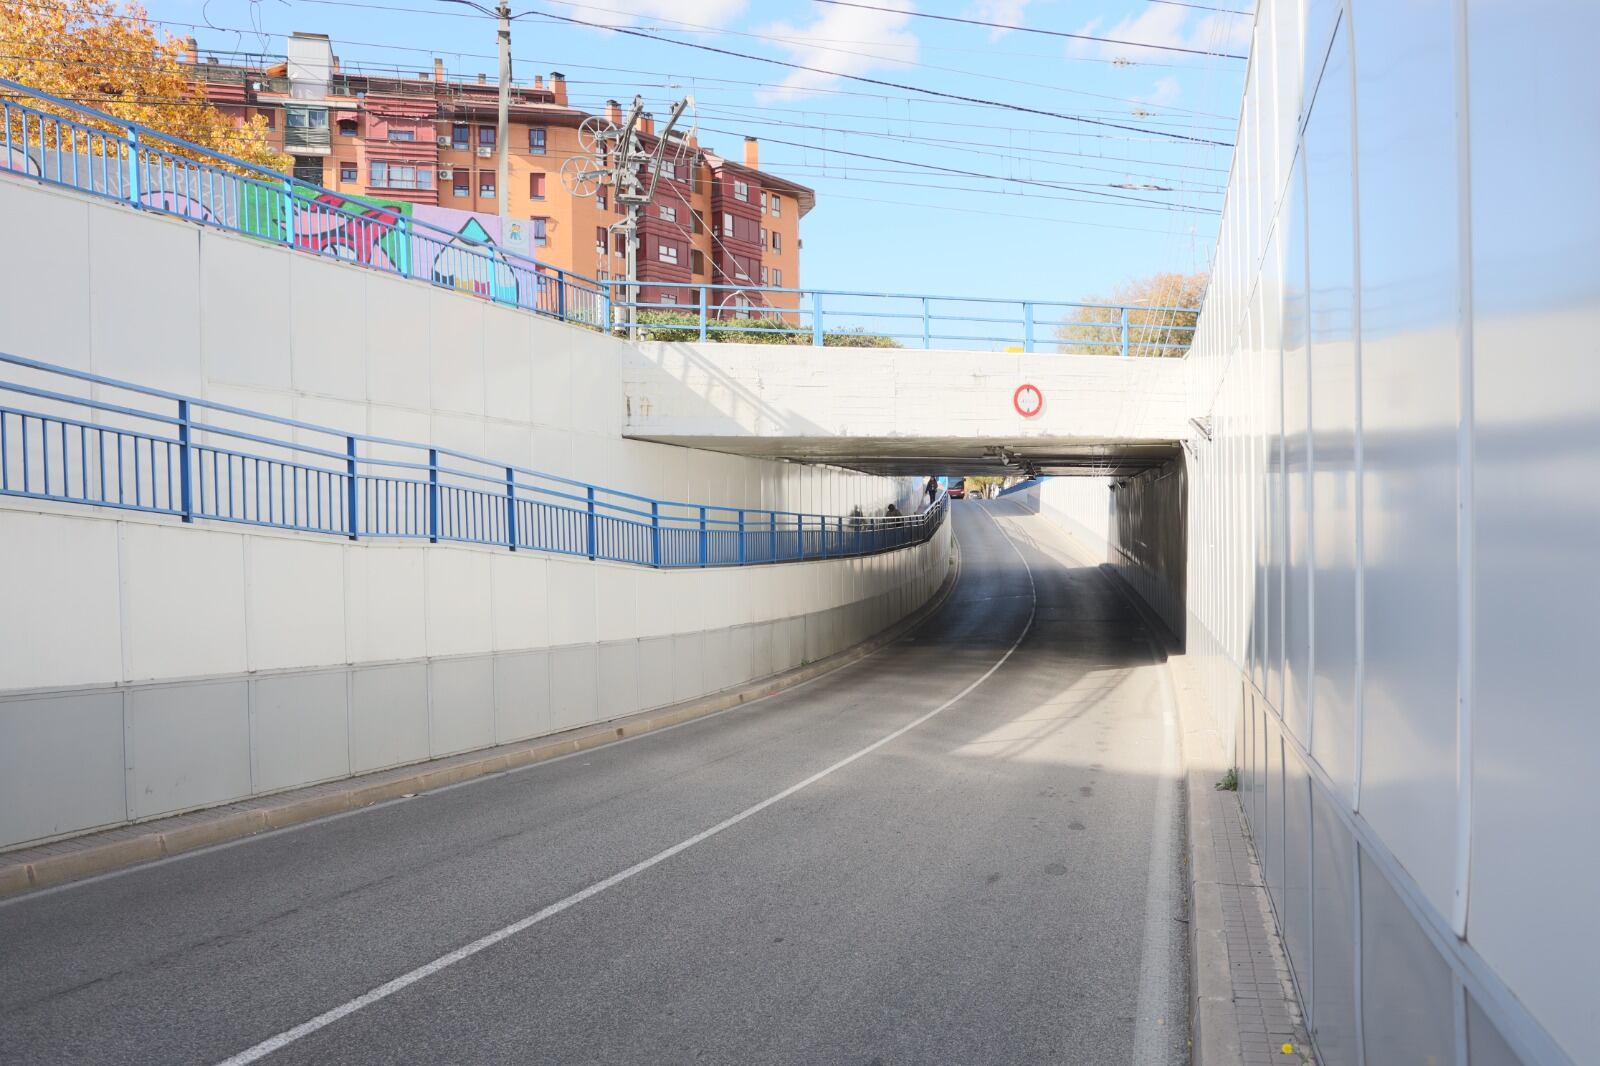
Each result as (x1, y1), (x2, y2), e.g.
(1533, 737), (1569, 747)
(619, 311), (899, 348)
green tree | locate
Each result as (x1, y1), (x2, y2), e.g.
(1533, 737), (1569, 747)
(1054, 270), (1207, 358)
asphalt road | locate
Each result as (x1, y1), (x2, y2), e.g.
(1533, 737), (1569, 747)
(0, 499), (1187, 1065)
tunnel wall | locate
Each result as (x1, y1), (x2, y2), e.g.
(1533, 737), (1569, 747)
(1035, 470), (1186, 644)
(1180, 1), (1598, 1063)
(0, 177), (951, 852)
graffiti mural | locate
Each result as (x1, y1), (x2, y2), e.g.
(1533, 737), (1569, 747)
(237, 184), (414, 273)
(420, 214), (519, 306)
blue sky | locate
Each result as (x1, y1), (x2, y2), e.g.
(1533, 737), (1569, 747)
(144, 0), (1251, 303)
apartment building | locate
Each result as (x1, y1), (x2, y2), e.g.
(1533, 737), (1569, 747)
(190, 32), (813, 314)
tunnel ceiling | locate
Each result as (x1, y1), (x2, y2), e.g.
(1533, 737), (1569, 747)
(625, 435), (1183, 477)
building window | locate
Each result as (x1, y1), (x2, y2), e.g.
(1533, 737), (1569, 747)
(529, 172), (546, 200)
(658, 240), (679, 265)
(337, 118), (358, 137)
(453, 176), (469, 198)
(614, 232), (626, 256)
(528, 127), (547, 153)
(659, 292), (678, 305)
(386, 128), (415, 141)
(771, 194), (782, 217)
(293, 157), (323, 183)
(772, 268), (782, 286)
(258, 107), (275, 129)
(691, 211), (703, 235)
(532, 217), (548, 247)
(760, 226), (766, 245)
(772, 231), (781, 252)
(760, 266), (768, 286)
(733, 179), (748, 202)
(478, 126), (496, 148)
(722, 212), (733, 237)
(339, 162), (357, 183)
(480, 175), (496, 198)
(452, 124), (469, 149)
(597, 187), (608, 210)
(368, 162), (429, 190)
(285, 106), (328, 130)
(661, 160), (677, 181)
(691, 249), (705, 275)
(659, 204), (677, 223)
(595, 226), (607, 255)
(759, 191), (768, 214)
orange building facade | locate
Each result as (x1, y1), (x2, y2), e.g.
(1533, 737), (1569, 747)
(190, 33), (812, 316)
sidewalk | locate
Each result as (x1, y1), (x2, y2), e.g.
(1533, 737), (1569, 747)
(1171, 655), (1314, 1066)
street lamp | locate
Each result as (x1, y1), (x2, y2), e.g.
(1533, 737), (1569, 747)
(432, 0), (515, 225)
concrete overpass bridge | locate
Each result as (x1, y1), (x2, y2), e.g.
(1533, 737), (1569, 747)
(1, 0), (1597, 1061)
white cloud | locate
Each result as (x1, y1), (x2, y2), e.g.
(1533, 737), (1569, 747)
(756, 0), (920, 98)
(549, 0), (748, 29)
(1143, 75), (1182, 108)
(964, 0), (1034, 41)
(1066, 6), (1251, 61)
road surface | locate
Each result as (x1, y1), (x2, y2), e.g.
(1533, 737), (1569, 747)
(0, 499), (1187, 1065)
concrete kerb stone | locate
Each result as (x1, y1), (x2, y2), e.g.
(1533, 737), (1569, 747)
(0, 533), (961, 901)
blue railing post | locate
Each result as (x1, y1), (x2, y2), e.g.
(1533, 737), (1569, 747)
(856, 514), (863, 556)
(699, 285), (709, 341)
(921, 297), (932, 349)
(650, 500), (661, 567)
(1023, 302), (1035, 353)
(585, 485), (597, 559)
(427, 447), (439, 543)
(176, 398), (192, 522)
(556, 270), (567, 322)
(346, 435), (358, 540)
(124, 127), (141, 207)
(811, 293), (823, 346)
(504, 466), (517, 550)
(796, 515), (805, 560)
(737, 508), (746, 564)
(698, 505), (708, 567)
(282, 177), (297, 249)
(1120, 306), (1130, 357)
(601, 280), (613, 334)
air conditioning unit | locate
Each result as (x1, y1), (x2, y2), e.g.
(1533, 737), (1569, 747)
(476, 147), (494, 158)
(438, 168), (454, 180)
(436, 136), (450, 147)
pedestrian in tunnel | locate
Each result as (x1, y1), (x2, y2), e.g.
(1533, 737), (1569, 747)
(924, 476), (939, 505)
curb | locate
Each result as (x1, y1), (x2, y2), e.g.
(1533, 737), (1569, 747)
(1, 533), (962, 901)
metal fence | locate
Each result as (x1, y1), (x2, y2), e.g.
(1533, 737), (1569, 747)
(608, 285), (1198, 355)
(0, 77), (604, 329)
(0, 76), (1197, 354)
(0, 353), (946, 566)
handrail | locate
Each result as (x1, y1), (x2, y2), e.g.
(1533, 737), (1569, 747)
(0, 352), (945, 567)
(0, 76), (1199, 354)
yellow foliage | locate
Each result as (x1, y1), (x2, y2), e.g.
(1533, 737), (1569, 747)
(0, 0), (287, 171)
(1055, 270), (1209, 358)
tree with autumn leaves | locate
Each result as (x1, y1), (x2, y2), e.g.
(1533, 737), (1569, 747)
(1055, 270), (1208, 358)
(1, 0), (286, 170)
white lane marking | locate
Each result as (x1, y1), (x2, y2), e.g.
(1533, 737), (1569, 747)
(1132, 660), (1183, 1065)
(214, 514), (1036, 1066)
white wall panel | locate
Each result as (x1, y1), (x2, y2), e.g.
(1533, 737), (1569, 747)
(1351, 0), (1462, 920)
(246, 537), (346, 672)
(425, 548), (493, 658)
(430, 655), (495, 756)
(489, 552), (548, 651)
(0, 182), (91, 372)
(0, 692), (124, 845)
(344, 545), (427, 663)
(127, 680), (249, 818)
(199, 233), (292, 392)
(0, 510), (122, 691)
(426, 288), (485, 417)
(350, 662), (430, 773)
(120, 522), (247, 682)
(1463, 1), (1600, 1058)
(492, 649), (549, 743)
(88, 204), (200, 393)
(252, 670), (349, 792)
(364, 274), (433, 410)
(288, 255), (367, 403)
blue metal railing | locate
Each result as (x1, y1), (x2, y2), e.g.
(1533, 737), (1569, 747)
(0, 353), (946, 566)
(605, 285), (1197, 356)
(0, 77), (604, 328)
(0, 77), (1197, 354)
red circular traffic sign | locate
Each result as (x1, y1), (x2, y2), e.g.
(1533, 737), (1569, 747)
(1013, 383), (1044, 418)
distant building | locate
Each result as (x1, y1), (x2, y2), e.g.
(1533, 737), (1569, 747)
(187, 32), (812, 316)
